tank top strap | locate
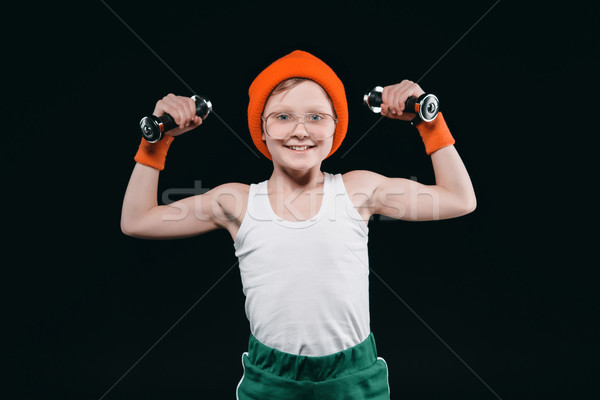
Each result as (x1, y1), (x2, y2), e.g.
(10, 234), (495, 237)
(233, 181), (268, 251)
(330, 172), (370, 237)
(329, 172), (344, 194)
(248, 180), (271, 222)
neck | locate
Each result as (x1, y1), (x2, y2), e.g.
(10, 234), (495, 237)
(268, 165), (325, 193)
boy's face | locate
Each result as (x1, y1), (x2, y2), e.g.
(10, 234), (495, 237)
(262, 80), (335, 169)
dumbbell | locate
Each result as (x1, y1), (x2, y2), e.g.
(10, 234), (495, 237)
(139, 95), (212, 143)
(363, 86), (439, 123)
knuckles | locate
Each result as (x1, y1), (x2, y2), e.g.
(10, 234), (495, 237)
(153, 93), (202, 130)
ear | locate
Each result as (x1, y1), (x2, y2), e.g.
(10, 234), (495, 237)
(261, 118), (266, 142)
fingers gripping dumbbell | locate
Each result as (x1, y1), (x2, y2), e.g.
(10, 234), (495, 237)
(363, 86), (439, 124)
(139, 95), (213, 143)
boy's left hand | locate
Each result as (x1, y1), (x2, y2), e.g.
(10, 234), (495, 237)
(381, 80), (426, 121)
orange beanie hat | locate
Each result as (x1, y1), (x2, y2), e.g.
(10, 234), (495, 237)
(248, 50), (349, 161)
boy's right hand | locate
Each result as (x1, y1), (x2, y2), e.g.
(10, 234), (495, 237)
(153, 93), (203, 137)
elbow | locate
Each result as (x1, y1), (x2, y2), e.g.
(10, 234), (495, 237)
(461, 194), (477, 215)
(448, 193), (476, 218)
(120, 220), (133, 237)
(120, 217), (139, 238)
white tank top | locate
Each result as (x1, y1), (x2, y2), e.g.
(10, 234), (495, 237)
(233, 172), (371, 356)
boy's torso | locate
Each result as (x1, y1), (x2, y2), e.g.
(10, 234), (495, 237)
(220, 172), (374, 243)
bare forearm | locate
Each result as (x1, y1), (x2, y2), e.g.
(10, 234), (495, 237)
(430, 145), (476, 208)
(121, 163), (160, 228)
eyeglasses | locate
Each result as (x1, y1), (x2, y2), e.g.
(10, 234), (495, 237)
(261, 111), (338, 140)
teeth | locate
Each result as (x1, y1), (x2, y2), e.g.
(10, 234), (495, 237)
(289, 146), (310, 150)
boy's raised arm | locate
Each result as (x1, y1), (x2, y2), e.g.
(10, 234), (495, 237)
(365, 81), (476, 221)
(120, 93), (229, 239)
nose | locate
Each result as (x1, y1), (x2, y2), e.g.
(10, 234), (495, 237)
(292, 119), (309, 137)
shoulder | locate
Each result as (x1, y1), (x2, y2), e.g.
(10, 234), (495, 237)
(214, 181), (250, 193)
(341, 170), (385, 194)
(340, 170), (387, 211)
(203, 182), (250, 230)
(212, 182), (250, 206)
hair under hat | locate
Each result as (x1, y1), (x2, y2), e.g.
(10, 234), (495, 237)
(247, 50), (349, 161)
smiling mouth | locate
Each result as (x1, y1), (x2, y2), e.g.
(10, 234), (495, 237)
(284, 145), (316, 151)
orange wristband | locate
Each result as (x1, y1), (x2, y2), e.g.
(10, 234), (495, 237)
(416, 112), (455, 155)
(133, 136), (174, 171)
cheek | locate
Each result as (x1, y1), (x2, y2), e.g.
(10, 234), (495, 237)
(321, 140), (334, 155)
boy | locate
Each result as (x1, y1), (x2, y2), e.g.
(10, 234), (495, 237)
(121, 50), (476, 399)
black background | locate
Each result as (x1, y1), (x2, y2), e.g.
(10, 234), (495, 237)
(3, 1), (597, 399)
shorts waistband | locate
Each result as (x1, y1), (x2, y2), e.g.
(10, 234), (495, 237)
(246, 333), (379, 382)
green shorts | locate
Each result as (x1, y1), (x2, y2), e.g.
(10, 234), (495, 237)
(236, 332), (390, 399)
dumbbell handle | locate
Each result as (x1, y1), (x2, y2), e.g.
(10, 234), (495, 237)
(363, 86), (439, 123)
(140, 95), (212, 143)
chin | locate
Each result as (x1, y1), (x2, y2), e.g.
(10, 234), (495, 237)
(282, 159), (317, 169)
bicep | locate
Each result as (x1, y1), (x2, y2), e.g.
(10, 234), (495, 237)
(123, 185), (230, 239)
(372, 174), (470, 221)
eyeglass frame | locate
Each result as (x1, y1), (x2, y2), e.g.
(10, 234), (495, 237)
(260, 111), (339, 140)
